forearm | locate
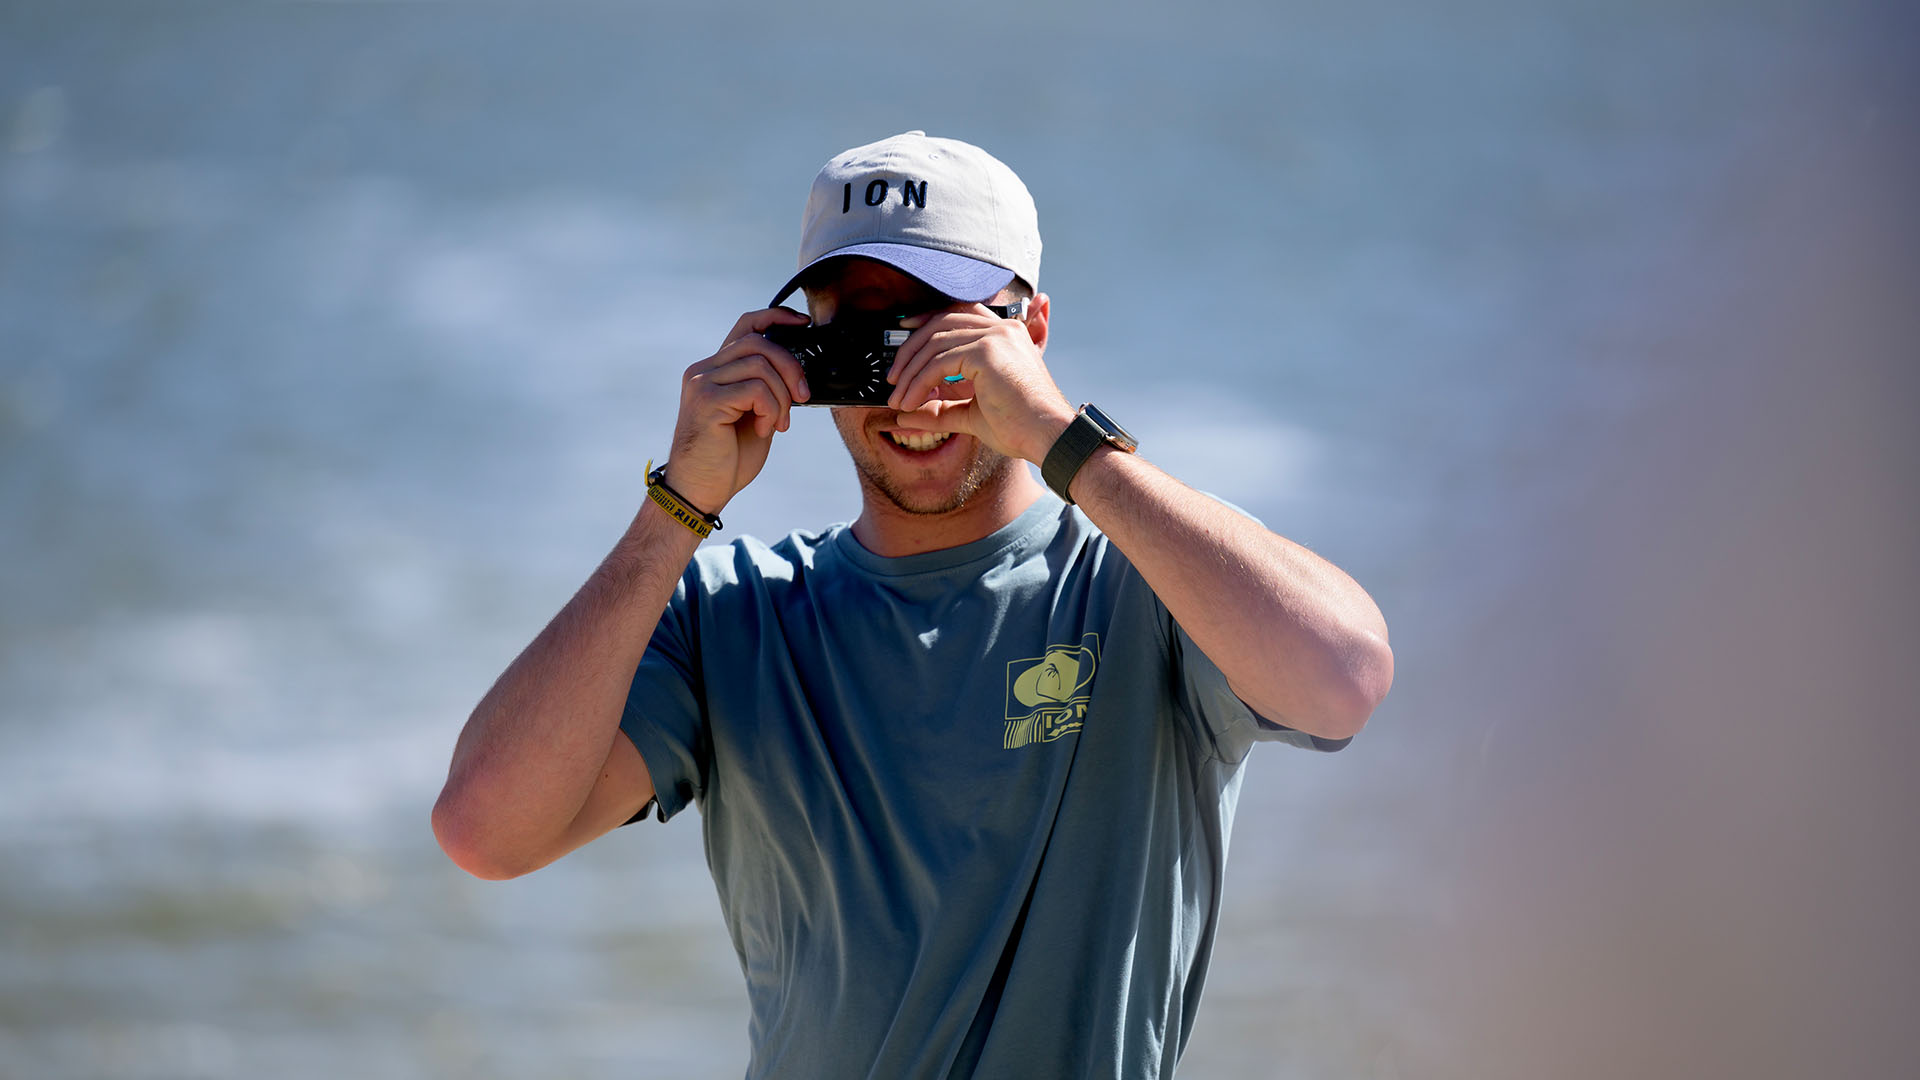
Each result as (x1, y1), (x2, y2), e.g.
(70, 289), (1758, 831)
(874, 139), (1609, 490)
(432, 501), (700, 876)
(1068, 447), (1393, 739)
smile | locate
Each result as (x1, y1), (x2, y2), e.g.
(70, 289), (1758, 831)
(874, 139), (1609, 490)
(886, 431), (952, 452)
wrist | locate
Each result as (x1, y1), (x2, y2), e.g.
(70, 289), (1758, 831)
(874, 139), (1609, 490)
(1040, 403), (1138, 504)
(660, 461), (730, 519)
(629, 493), (710, 550)
(648, 460), (725, 538)
(1022, 402), (1080, 465)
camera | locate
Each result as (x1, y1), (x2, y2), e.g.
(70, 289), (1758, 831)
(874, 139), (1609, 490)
(764, 299), (1029, 409)
(764, 315), (909, 408)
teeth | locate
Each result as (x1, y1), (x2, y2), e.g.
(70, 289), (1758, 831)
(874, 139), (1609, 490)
(887, 430), (951, 451)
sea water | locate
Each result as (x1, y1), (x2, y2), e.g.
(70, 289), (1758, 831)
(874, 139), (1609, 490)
(3, 2), (1915, 1077)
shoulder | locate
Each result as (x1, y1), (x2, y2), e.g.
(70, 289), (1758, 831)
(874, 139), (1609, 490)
(682, 525), (845, 596)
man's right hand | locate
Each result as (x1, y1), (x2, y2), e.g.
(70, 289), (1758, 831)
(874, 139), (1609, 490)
(434, 310), (815, 881)
(663, 307), (813, 514)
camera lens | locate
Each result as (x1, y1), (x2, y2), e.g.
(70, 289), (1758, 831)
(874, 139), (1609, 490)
(811, 355), (866, 397)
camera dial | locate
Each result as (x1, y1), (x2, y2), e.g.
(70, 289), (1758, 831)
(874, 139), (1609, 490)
(766, 318), (902, 408)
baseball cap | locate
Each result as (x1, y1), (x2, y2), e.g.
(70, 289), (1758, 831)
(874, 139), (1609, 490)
(770, 130), (1043, 306)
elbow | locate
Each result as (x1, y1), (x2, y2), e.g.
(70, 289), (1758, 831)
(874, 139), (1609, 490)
(431, 787), (536, 882)
(1280, 630), (1395, 742)
(1353, 629), (1395, 712)
(1334, 630), (1395, 736)
(1303, 690), (1374, 744)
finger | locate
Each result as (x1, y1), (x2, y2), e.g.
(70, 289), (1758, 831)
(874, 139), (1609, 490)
(887, 307), (995, 383)
(950, 302), (998, 322)
(695, 336), (808, 409)
(901, 301), (994, 327)
(723, 305), (810, 346)
(745, 333), (811, 404)
(892, 397), (976, 436)
(722, 369), (793, 434)
(722, 305), (811, 349)
(686, 371), (783, 439)
(695, 353), (794, 431)
(885, 320), (930, 388)
(708, 376), (784, 440)
(893, 330), (987, 412)
(886, 325), (969, 409)
(706, 336), (809, 411)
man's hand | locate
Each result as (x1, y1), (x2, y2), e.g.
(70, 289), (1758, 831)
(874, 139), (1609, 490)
(666, 307), (813, 513)
(884, 300), (1076, 465)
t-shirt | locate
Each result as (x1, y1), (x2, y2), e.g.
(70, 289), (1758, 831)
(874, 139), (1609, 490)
(620, 493), (1347, 1079)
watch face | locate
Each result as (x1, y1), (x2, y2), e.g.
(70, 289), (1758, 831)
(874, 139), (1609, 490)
(1081, 404), (1138, 453)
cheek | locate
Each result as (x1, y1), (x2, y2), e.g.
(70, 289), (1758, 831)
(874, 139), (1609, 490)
(830, 408), (862, 448)
(831, 407), (892, 444)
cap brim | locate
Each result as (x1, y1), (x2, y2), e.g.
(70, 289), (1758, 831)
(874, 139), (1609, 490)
(770, 243), (1017, 307)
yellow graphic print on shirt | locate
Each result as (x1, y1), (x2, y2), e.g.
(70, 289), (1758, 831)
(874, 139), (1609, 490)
(1003, 633), (1101, 749)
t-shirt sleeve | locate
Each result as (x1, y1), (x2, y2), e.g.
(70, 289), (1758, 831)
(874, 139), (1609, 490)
(1165, 617), (1353, 760)
(1139, 494), (1354, 760)
(618, 572), (710, 823)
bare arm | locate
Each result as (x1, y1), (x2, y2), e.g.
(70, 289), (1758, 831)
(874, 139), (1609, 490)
(1067, 447), (1392, 740)
(430, 509), (696, 879)
(431, 305), (811, 879)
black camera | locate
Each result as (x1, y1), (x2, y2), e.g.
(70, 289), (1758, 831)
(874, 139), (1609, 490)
(764, 315), (909, 408)
(764, 300), (1029, 408)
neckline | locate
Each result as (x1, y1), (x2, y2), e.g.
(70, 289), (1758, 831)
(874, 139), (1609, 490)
(829, 494), (1067, 579)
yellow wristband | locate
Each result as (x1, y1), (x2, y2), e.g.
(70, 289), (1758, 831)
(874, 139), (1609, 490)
(644, 459), (721, 539)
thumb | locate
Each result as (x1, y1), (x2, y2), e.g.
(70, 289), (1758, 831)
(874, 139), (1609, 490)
(893, 398), (976, 435)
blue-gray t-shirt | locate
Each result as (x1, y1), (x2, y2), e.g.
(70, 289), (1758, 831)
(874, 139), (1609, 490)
(620, 493), (1346, 1079)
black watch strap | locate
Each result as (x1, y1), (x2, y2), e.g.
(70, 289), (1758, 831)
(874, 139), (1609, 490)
(1042, 410), (1111, 505)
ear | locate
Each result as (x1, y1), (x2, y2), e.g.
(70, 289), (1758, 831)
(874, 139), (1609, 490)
(1025, 292), (1051, 354)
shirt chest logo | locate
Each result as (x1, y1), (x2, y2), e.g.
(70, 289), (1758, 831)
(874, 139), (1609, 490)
(1003, 633), (1101, 749)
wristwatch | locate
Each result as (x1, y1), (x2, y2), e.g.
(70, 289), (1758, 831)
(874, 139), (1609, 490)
(1042, 403), (1138, 504)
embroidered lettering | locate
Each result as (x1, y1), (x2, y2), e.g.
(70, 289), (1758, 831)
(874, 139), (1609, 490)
(864, 179), (889, 206)
(901, 179), (926, 209)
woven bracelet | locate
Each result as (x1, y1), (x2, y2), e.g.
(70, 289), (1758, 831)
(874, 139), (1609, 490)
(644, 459), (722, 538)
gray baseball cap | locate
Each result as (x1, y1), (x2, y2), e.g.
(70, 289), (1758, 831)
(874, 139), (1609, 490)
(770, 131), (1043, 306)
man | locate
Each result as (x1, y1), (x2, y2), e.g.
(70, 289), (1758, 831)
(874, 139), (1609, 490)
(432, 131), (1394, 1077)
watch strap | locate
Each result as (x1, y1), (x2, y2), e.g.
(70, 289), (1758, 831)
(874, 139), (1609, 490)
(1042, 410), (1109, 505)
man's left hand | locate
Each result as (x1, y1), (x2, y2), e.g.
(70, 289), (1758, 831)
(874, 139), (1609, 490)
(884, 301), (1076, 465)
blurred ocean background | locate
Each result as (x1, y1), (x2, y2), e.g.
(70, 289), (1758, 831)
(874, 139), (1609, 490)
(3, 1), (1916, 1077)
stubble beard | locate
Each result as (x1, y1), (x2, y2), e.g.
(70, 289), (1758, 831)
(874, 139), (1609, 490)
(836, 416), (1017, 517)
